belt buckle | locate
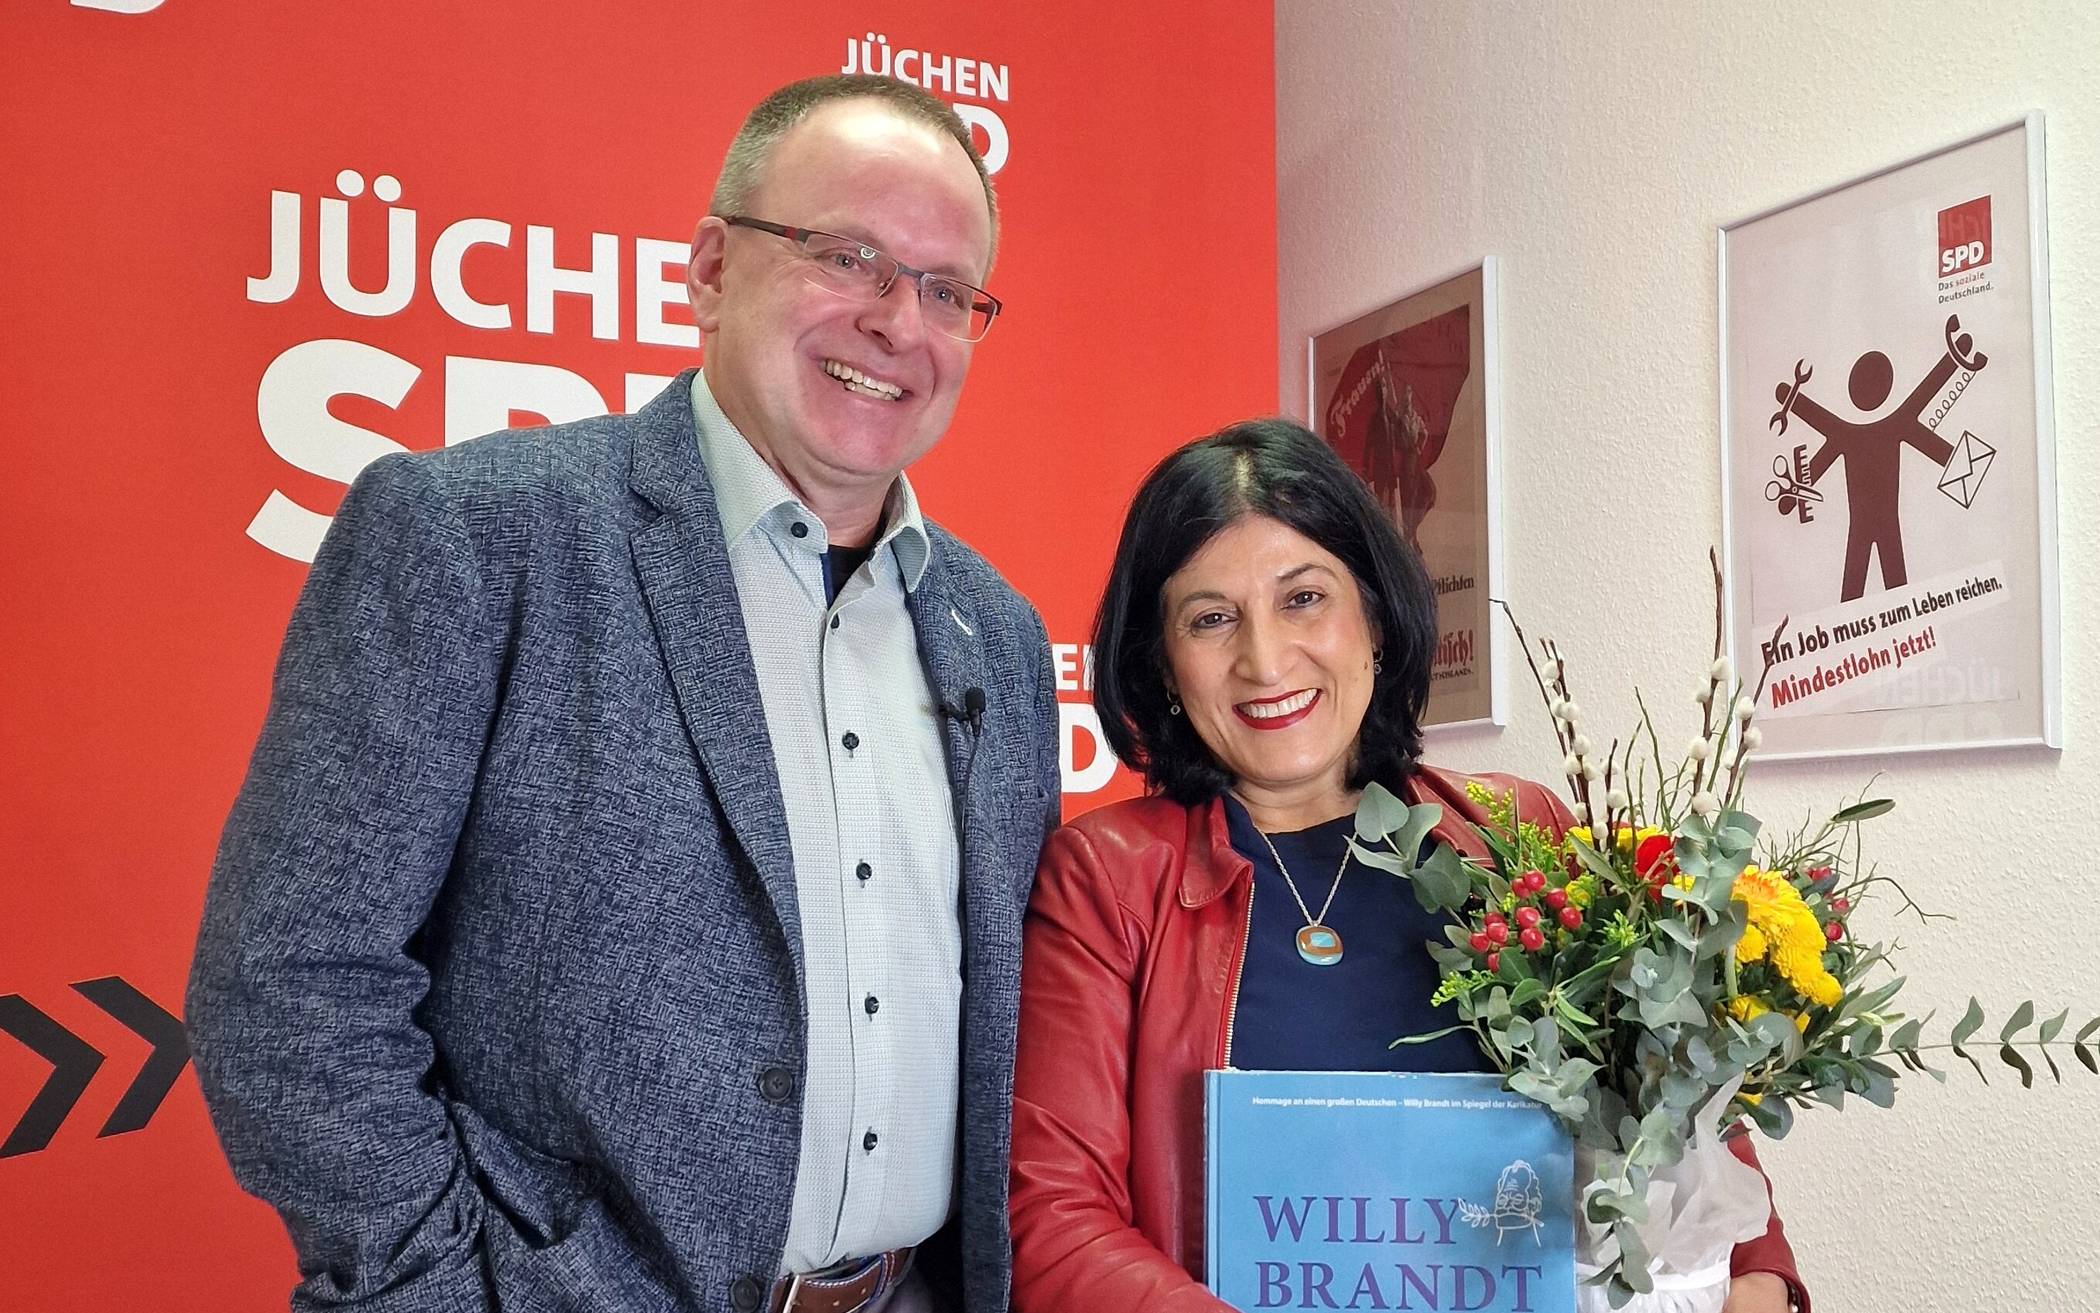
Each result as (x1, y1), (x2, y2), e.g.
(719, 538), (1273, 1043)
(778, 1272), (807, 1313)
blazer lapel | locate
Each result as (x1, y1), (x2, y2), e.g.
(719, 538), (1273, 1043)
(903, 552), (999, 920)
(902, 558), (991, 844)
(626, 373), (802, 967)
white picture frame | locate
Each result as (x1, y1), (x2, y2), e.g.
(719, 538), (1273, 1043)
(1718, 115), (2058, 760)
(1308, 259), (1505, 732)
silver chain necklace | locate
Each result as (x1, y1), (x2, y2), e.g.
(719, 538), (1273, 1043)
(1245, 820), (1351, 967)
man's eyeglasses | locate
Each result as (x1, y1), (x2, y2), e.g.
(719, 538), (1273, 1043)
(721, 216), (1002, 343)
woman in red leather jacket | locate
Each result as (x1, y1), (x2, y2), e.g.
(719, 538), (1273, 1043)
(1008, 419), (1808, 1312)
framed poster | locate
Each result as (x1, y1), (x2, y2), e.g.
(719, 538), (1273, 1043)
(1309, 261), (1502, 729)
(1719, 116), (2058, 759)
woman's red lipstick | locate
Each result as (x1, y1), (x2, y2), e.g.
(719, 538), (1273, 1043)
(1233, 689), (1320, 731)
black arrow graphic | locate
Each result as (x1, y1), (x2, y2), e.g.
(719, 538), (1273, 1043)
(72, 976), (189, 1138)
(0, 995), (106, 1157)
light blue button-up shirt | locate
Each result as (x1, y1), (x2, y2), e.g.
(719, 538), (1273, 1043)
(689, 373), (961, 1274)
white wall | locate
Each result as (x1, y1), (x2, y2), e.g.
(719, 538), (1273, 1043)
(1279, 2), (2099, 1306)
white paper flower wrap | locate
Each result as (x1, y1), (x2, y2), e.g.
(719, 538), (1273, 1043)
(1574, 1079), (1772, 1313)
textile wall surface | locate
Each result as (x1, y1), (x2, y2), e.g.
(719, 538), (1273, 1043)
(0, 4), (1276, 1307)
(1277, 2), (2097, 1309)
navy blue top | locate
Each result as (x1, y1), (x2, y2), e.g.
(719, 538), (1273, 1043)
(1224, 795), (1488, 1074)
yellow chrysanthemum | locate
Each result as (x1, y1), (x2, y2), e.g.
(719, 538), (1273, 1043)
(1737, 923), (1768, 963)
(1726, 995), (1772, 1023)
(1732, 865), (1844, 1007)
(1565, 826), (1594, 850)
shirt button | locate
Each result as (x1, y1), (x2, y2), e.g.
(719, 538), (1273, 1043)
(856, 861), (873, 882)
(864, 994), (880, 1016)
(841, 731), (860, 751)
(757, 1065), (795, 1104)
(790, 521), (810, 539)
(829, 614), (841, 630)
(730, 1275), (763, 1312)
(863, 1129), (879, 1152)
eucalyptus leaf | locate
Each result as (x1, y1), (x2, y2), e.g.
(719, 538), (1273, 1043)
(1583, 1183), (1648, 1225)
(1686, 1035), (1716, 1076)
(1394, 802), (1447, 863)
(1347, 842), (1417, 875)
(1718, 809), (1762, 838)
(2078, 1016), (2100, 1045)
(1352, 783), (1411, 840)
(2076, 1043), (2097, 1076)
(1830, 798), (1895, 823)
(1950, 999), (1986, 1047)
(2039, 1008), (2069, 1045)
(1615, 1221), (1655, 1293)
(1411, 844), (1474, 914)
(1557, 1058), (1601, 1093)
(2000, 1001), (2035, 1044)
(1657, 918), (1700, 951)
(1999, 1043), (2035, 1089)
(1859, 1068), (1896, 1108)
(1746, 1091), (1795, 1137)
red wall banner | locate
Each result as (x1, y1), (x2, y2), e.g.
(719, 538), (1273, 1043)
(0, 4), (1275, 1306)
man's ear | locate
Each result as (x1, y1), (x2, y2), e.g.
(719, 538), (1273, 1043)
(687, 216), (730, 333)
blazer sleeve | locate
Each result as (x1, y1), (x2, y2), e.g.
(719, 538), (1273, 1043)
(1009, 826), (1234, 1313)
(1027, 607), (1063, 843)
(185, 453), (503, 1312)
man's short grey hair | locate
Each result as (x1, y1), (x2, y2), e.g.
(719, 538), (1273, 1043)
(711, 74), (999, 255)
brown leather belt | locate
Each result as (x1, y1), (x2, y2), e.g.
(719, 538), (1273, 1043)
(768, 1246), (914, 1313)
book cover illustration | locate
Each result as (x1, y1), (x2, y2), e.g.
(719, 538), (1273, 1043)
(1206, 1070), (1574, 1312)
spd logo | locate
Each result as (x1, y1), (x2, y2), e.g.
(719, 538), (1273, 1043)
(1937, 196), (1992, 277)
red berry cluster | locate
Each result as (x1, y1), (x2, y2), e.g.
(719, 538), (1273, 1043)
(1804, 866), (1848, 942)
(1467, 868), (1581, 972)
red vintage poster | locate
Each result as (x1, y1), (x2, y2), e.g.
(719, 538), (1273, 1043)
(1309, 264), (1500, 728)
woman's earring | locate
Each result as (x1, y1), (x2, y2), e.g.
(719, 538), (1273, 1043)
(1168, 698), (1182, 716)
(1373, 650), (1384, 675)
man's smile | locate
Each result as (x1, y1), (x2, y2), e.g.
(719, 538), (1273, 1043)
(823, 358), (906, 401)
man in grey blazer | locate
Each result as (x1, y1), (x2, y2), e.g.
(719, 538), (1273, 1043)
(187, 75), (1059, 1313)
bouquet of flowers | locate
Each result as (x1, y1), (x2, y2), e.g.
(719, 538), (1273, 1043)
(1349, 556), (2099, 1310)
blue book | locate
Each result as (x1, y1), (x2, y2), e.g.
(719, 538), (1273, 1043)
(1205, 1071), (1575, 1313)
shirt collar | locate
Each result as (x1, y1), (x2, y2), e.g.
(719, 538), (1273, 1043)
(689, 370), (932, 591)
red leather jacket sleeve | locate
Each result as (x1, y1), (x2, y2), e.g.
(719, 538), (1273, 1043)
(1009, 826), (1231, 1313)
(1728, 1134), (1810, 1310)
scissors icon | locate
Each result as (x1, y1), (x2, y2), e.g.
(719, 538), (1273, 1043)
(1765, 452), (1821, 523)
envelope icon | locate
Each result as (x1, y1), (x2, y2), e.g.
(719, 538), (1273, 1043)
(1938, 430), (1995, 509)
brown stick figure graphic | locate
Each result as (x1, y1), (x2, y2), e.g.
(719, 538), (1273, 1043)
(1769, 314), (1987, 602)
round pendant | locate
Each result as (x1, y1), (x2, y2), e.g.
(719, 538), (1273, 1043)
(1295, 923), (1344, 967)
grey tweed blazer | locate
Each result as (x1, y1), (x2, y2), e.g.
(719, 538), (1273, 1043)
(186, 372), (1060, 1313)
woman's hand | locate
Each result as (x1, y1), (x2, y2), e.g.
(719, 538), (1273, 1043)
(1724, 1272), (1793, 1312)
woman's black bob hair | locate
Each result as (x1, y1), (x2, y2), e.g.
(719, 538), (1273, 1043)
(1091, 417), (1439, 806)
